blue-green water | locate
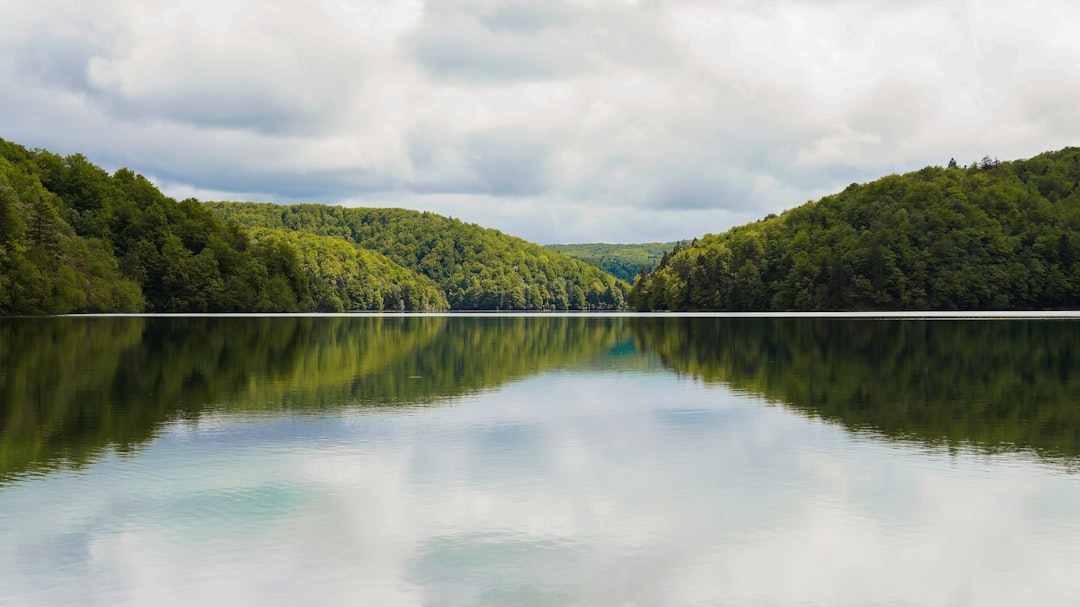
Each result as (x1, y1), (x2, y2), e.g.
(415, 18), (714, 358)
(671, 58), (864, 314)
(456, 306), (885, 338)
(2, 315), (1080, 606)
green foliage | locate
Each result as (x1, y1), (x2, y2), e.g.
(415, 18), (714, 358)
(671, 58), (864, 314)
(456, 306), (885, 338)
(250, 229), (448, 311)
(632, 317), (1080, 462)
(630, 149), (1080, 310)
(0, 138), (421, 314)
(206, 202), (628, 310)
(0, 137), (629, 313)
(0, 152), (145, 314)
(544, 242), (679, 282)
(0, 139), (308, 313)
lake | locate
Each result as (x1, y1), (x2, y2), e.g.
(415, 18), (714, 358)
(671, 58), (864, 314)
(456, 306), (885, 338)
(2, 314), (1080, 606)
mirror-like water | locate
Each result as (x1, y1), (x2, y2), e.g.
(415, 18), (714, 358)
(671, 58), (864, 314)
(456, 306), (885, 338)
(2, 316), (1079, 606)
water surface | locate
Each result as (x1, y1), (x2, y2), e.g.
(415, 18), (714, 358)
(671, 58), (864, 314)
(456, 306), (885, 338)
(2, 316), (1079, 606)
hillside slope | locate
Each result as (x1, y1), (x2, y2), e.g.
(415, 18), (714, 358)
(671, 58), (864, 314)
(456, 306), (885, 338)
(630, 150), (1080, 311)
(249, 229), (448, 311)
(0, 138), (449, 313)
(544, 242), (678, 283)
(0, 139), (295, 313)
(207, 202), (627, 310)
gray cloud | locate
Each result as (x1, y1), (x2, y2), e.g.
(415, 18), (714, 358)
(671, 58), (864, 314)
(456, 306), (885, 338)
(466, 131), (552, 196)
(407, 4), (590, 82)
(3, 0), (1080, 244)
(407, 128), (552, 196)
(648, 169), (754, 212)
(151, 166), (397, 202)
(407, 0), (679, 83)
(5, 0), (371, 137)
(86, 11), (366, 135)
(409, 23), (581, 82)
(16, 36), (102, 93)
(476, 0), (574, 33)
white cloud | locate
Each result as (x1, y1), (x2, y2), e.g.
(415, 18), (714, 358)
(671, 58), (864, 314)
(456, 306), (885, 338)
(2, 0), (1080, 243)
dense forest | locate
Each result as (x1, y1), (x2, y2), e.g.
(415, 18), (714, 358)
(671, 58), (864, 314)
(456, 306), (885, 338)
(630, 149), (1080, 310)
(206, 202), (627, 310)
(0, 138), (626, 313)
(544, 242), (677, 282)
(248, 229), (448, 311)
(0, 138), (443, 313)
(7, 135), (1080, 314)
(631, 317), (1080, 462)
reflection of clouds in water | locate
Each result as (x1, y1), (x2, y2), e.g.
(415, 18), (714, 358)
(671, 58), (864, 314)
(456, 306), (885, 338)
(4, 373), (1080, 606)
(670, 468), (1080, 606)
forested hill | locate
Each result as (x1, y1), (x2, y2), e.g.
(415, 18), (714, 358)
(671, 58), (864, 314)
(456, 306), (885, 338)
(0, 137), (627, 314)
(544, 242), (678, 283)
(0, 138), (445, 314)
(630, 149), (1080, 311)
(206, 202), (626, 310)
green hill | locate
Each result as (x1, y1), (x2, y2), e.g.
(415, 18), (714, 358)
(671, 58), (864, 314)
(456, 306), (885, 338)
(249, 229), (447, 311)
(0, 139), (288, 313)
(630, 150), (1080, 311)
(0, 137), (626, 314)
(544, 242), (679, 282)
(206, 202), (627, 310)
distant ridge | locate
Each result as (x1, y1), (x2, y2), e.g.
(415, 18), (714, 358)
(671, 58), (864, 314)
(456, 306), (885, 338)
(544, 242), (679, 283)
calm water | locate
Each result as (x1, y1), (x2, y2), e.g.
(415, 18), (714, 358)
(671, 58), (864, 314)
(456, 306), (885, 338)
(2, 315), (1080, 606)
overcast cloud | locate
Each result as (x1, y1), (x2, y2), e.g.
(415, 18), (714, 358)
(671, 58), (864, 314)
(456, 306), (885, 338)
(2, 0), (1079, 243)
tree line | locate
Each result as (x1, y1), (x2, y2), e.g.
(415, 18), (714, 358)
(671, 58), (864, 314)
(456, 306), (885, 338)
(0, 138), (445, 313)
(630, 148), (1080, 310)
(206, 202), (627, 310)
(544, 242), (678, 283)
(0, 138), (627, 314)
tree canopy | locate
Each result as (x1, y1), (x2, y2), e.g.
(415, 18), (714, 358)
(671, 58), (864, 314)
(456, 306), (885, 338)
(0, 138), (624, 314)
(0, 138), (325, 313)
(630, 149), (1080, 311)
(249, 229), (447, 311)
(544, 242), (678, 283)
(207, 202), (628, 310)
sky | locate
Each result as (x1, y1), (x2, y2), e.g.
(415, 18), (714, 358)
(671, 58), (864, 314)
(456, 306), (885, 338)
(2, 0), (1079, 244)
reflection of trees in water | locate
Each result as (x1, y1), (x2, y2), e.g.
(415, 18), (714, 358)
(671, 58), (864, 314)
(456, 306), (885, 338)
(7, 316), (1078, 482)
(631, 317), (1080, 462)
(0, 316), (628, 482)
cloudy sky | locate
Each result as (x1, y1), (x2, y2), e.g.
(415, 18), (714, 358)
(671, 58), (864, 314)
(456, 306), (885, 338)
(2, 0), (1079, 243)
